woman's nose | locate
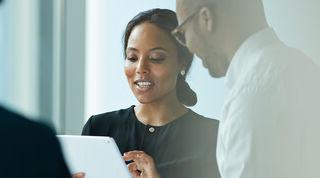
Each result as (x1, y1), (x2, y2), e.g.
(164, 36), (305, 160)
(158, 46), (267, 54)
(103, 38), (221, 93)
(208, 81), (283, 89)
(136, 58), (149, 74)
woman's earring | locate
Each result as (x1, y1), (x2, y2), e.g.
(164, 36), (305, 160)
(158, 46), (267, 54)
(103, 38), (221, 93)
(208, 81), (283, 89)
(180, 70), (186, 76)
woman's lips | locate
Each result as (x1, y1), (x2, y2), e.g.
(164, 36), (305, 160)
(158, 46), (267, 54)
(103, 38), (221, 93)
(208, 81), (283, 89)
(134, 79), (154, 91)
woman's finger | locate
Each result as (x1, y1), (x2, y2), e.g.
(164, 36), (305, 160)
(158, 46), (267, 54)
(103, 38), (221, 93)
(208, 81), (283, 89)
(72, 172), (86, 178)
(124, 151), (155, 166)
(123, 150), (146, 161)
(127, 162), (141, 177)
(124, 150), (145, 157)
(127, 162), (138, 172)
(123, 150), (161, 178)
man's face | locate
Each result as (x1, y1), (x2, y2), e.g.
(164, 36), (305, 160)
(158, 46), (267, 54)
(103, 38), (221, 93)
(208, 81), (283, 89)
(175, 0), (229, 78)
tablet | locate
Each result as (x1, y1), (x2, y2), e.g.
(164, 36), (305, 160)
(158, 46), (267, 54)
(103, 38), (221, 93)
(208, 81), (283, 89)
(57, 135), (131, 178)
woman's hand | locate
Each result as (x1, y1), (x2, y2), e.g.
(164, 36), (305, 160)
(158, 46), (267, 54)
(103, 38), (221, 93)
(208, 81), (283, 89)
(123, 151), (161, 178)
(71, 172), (85, 178)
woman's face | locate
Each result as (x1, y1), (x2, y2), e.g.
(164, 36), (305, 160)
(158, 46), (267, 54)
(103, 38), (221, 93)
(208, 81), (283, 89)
(125, 22), (182, 104)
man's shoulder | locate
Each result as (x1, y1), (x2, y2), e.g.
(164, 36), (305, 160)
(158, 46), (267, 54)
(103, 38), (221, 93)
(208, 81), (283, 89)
(0, 106), (55, 141)
(255, 42), (320, 75)
(0, 106), (71, 178)
(237, 43), (319, 91)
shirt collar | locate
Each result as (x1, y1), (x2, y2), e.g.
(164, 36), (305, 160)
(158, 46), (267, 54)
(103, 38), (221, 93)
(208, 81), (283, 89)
(225, 28), (280, 88)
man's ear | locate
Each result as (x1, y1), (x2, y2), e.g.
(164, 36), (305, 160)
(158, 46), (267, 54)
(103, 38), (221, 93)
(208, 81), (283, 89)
(198, 7), (213, 32)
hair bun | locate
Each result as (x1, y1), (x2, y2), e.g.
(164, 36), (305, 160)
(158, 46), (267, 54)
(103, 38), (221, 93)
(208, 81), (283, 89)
(177, 75), (197, 106)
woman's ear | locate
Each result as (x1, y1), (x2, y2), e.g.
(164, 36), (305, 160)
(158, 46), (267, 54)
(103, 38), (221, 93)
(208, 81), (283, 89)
(198, 7), (213, 33)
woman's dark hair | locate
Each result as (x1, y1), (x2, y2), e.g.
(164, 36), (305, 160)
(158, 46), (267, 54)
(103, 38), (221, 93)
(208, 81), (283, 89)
(123, 8), (197, 106)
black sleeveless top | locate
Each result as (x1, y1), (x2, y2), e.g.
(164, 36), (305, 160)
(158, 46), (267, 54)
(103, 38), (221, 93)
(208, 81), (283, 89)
(82, 105), (220, 178)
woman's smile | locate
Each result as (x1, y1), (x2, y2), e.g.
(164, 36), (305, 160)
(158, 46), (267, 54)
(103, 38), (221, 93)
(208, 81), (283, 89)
(134, 79), (155, 92)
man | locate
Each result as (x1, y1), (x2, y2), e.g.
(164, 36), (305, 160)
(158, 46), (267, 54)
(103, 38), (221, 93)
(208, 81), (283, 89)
(173, 0), (320, 177)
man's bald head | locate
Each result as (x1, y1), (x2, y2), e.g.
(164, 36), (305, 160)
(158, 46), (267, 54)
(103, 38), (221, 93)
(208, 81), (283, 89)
(176, 0), (214, 21)
(177, 0), (213, 9)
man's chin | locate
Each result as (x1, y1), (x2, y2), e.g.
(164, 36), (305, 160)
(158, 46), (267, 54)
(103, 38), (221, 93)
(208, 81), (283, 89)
(206, 62), (227, 78)
(197, 53), (227, 78)
(207, 68), (225, 78)
(204, 56), (228, 78)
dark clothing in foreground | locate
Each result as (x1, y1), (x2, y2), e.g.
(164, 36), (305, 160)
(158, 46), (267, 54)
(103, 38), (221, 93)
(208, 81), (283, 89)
(0, 106), (71, 178)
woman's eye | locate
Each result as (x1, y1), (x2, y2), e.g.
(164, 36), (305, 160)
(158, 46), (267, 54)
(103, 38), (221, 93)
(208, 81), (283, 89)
(126, 57), (137, 62)
(150, 58), (165, 63)
(149, 55), (165, 63)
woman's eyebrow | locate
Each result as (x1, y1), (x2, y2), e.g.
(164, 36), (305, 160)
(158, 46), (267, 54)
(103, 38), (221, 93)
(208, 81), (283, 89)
(149, 47), (167, 52)
(126, 47), (138, 52)
(126, 47), (168, 53)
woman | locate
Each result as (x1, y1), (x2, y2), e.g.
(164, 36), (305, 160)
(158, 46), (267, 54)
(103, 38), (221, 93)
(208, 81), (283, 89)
(81, 9), (220, 178)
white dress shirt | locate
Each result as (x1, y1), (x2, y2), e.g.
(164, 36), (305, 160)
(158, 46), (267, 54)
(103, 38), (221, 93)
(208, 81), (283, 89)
(217, 28), (320, 178)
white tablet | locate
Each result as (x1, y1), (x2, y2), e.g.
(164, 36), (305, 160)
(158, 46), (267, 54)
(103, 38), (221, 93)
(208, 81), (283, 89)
(57, 135), (131, 178)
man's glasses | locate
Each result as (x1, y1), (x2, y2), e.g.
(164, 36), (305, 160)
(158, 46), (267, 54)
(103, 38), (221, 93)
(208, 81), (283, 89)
(171, 9), (199, 46)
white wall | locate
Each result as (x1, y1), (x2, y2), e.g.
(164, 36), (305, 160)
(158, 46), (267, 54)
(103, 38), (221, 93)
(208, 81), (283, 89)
(264, 0), (320, 65)
(0, 0), (40, 119)
(85, 0), (226, 122)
